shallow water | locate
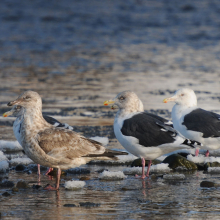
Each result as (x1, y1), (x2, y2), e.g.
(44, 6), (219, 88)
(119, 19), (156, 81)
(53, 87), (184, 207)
(1, 168), (220, 219)
(1, 0), (220, 219)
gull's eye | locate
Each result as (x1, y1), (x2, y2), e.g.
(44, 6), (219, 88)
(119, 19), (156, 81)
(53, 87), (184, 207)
(181, 94), (184, 96)
(119, 96), (125, 100)
(23, 96), (31, 100)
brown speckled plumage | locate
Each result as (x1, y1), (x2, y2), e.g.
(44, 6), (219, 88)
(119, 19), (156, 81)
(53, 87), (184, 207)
(7, 91), (127, 189)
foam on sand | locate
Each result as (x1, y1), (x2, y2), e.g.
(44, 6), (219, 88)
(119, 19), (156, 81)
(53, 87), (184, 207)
(64, 180), (86, 190)
(99, 170), (127, 180)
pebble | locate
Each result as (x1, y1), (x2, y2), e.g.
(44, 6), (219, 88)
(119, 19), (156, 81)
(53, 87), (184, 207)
(2, 192), (11, 197)
(12, 187), (19, 192)
(16, 180), (28, 189)
(0, 180), (14, 188)
(66, 168), (90, 174)
(63, 204), (77, 207)
(32, 184), (42, 190)
(15, 164), (27, 172)
(79, 202), (100, 208)
(200, 181), (220, 188)
(79, 176), (90, 181)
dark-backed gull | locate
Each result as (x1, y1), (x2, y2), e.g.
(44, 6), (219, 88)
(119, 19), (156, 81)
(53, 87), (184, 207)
(104, 91), (195, 179)
(163, 88), (220, 157)
(7, 91), (127, 190)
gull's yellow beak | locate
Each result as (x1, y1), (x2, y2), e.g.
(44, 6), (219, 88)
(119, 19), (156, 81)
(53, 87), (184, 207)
(103, 100), (115, 106)
(163, 96), (176, 103)
(3, 111), (11, 117)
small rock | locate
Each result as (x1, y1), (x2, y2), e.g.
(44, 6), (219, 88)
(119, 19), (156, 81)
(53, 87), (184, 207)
(12, 187), (19, 192)
(79, 202), (100, 208)
(204, 162), (220, 171)
(32, 184), (42, 190)
(131, 159), (161, 167)
(2, 192), (11, 197)
(16, 180), (28, 189)
(79, 177), (90, 181)
(0, 180), (14, 188)
(47, 169), (66, 176)
(96, 169), (108, 173)
(66, 168), (90, 174)
(200, 181), (220, 188)
(63, 204), (77, 207)
(15, 164), (27, 172)
(163, 154), (197, 170)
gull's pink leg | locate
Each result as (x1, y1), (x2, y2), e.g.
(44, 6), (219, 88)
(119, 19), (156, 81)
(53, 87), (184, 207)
(135, 158), (146, 179)
(45, 167), (54, 175)
(146, 160), (152, 178)
(205, 150), (209, 157)
(37, 164), (40, 175)
(44, 168), (61, 191)
(195, 148), (199, 156)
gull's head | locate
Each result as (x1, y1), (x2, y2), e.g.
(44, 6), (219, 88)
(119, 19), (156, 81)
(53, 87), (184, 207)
(3, 105), (24, 117)
(7, 91), (42, 109)
(163, 88), (197, 107)
(104, 91), (144, 112)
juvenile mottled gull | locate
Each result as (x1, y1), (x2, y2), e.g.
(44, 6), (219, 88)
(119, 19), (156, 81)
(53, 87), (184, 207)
(3, 105), (73, 175)
(163, 88), (220, 157)
(7, 91), (127, 190)
(104, 91), (195, 179)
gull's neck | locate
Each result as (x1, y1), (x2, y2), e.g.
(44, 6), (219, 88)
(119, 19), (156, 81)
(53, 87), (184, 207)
(116, 108), (139, 120)
(22, 106), (51, 132)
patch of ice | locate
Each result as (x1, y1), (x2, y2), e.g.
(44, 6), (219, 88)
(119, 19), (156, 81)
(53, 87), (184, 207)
(0, 150), (9, 173)
(64, 180), (86, 190)
(163, 174), (185, 180)
(0, 161), (9, 173)
(207, 167), (220, 174)
(187, 154), (220, 164)
(10, 157), (33, 166)
(90, 137), (109, 146)
(123, 163), (171, 175)
(99, 170), (127, 180)
(116, 153), (138, 163)
(0, 140), (22, 152)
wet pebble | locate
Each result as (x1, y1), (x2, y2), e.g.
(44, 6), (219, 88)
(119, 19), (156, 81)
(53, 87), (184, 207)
(66, 168), (90, 174)
(204, 162), (220, 171)
(0, 180), (14, 188)
(12, 187), (19, 192)
(96, 168), (108, 173)
(79, 176), (90, 181)
(2, 192), (11, 197)
(79, 202), (100, 208)
(15, 164), (27, 172)
(16, 180), (28, 189)
(47, 169), (66, 176)
(63, 204), (77, 207)
(200, 181), (220, 188)
(32, 184), (42, 190)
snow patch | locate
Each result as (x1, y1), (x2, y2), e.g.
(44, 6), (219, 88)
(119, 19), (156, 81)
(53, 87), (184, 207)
(187, 154), (220, 164)
(207, 167), (220, 174)
(163, 174), (185, 180)
(116, 153), (138, 163)
(90, 137), (109, 146)
(0, 161), (9, 173)
(99, 170), (127, 180)
(64, 180), (86, 190)
(123, 163), (171, 175)
(10, 157), (33, 166)
(0, 140), (22, 152)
